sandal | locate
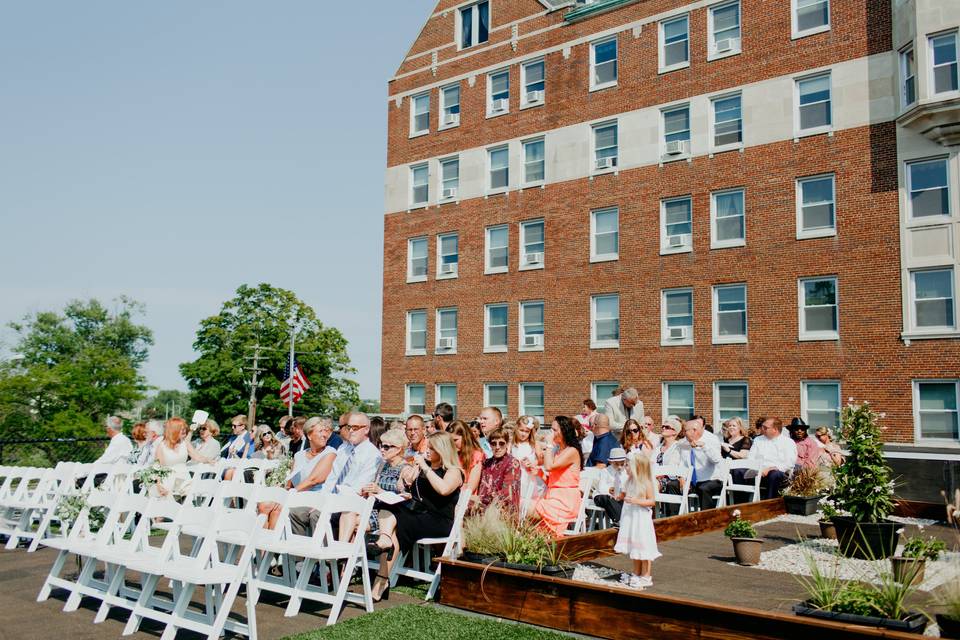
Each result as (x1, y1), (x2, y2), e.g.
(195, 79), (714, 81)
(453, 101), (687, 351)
(365, 535), (394, 559)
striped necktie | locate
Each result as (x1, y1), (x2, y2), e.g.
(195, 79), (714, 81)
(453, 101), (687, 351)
(332, 446), (355, 493)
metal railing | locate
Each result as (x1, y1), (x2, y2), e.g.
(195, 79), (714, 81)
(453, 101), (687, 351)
(0, 437), (112, 467)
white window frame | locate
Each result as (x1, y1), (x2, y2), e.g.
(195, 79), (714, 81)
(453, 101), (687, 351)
(435, 383), (458, 417)
(791, 0), (830, 39)
(592, 382), (620, 408)
(661, 103), (691, 160)
(712, 283), (747, 344)
(484, 303), (509, 353)
(713, 381), (749, 427)
(592, 121), (619, 173)
(519, 383), (545, 423)
(710, 92), (743, 153)
(662, 381), (695, 422)
(435, 307), (458, 354)
(521, 58), (546, 108)
(590, 36), (618, 91)
(519, 219), (545, 271)
(929, 31), (960, 97)
(591, 293), (620, 349)
(660, 196), (693, 255)
(522, 137), (545, 187)
(410, 92), (430, 137)
(439, 83), (461, 130)
(487, 145), (510, 193)
(439, 156), (460, 202)
(436, 232), (459, 280)
(794, 72), (833, 137)
(710, 188), (746, 249)
(900, 45), (917, 110)
(457, 0), (490, 51)
(484, 383), (509, 417)
(487, 69), (510, 117)
(798, 276), (839, 341)
(913, 379), (960, 444)
(519, 300), (545, 352)
(590, 207), (619, 263)
(910, 268), (956, 332)
(405, 310), (427, 356)
(659, 15), (690, 73)
(801, 380), (841, 429)
(662, 287), (694, 346)
(405, 383), (426, 416)
(485, 224), (509, 274)
(796, 173), (837, 239)
(410, 163), (429, 208)
(707, 1), (742, 60)
(406, 237), (428, 283)
(906, 157), (952, 222)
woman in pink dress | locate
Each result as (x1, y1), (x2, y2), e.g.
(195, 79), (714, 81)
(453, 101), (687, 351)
(530, 416), (583, 537)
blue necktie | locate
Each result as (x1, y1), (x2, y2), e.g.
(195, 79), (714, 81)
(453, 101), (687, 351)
(332, 446), (355, 493)
(690, 448), (698, 485)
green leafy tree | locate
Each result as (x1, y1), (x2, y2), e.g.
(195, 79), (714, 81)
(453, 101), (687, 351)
(141, 389), (193, 420)
(180, 283), (360, 426)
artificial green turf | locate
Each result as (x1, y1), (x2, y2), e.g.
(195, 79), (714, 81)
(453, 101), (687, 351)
(281, 604), (572, 640)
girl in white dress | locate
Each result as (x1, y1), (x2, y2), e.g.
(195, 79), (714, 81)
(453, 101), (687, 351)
(511, 416), (545, 506)
(153, 417), (215, 498)
(614, 452), (660, 589)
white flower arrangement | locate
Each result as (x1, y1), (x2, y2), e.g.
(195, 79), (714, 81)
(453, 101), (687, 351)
(265, 456), (293, 488)
(55, 491), (105, 530)
(134, 462), (173, 487)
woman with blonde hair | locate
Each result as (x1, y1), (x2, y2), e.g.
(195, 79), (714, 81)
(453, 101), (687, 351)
(720, 417), (752, 459)
(192, 419), (221, 462)
(153, 417), (214, 498)
(252, 425), (283, 460)
(449, 419), (484, 495)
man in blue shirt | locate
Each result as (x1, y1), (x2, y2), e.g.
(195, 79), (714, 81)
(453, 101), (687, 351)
(587, 413), (618, 468)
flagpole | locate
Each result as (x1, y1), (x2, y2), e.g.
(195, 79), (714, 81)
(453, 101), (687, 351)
(287, 315), (296, 418)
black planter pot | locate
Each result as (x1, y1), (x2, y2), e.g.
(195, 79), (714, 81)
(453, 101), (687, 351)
(783, 495), (820, 516)
(493, 560), (572, 576)
(832, 516), (900, 559)
(939, 614), (960, 639)
(461, 551), (498, 564)
(793, 602), (927, 634)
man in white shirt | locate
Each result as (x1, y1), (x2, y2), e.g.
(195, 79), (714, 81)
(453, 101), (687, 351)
(134, 420), (164, 465)
(592, 448), (628, 525)
(747, 417), (798, 499)
(95, 416), (133, 464)
(677, 418), (724, 509)
(602, 387), (644, 433)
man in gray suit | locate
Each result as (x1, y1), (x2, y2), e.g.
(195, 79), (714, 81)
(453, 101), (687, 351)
(603, 387), (643, 433)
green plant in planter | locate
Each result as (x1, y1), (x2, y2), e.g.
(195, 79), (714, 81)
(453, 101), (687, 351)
(901, 535), (946, 560)
(817, 495), (846, 522)
(832, 401), (895, 523)
(785, 467), (830, 497)
(724, 512), (757, 538)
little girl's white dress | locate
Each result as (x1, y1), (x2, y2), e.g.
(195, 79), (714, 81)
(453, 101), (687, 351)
(614, 482), (661, 561)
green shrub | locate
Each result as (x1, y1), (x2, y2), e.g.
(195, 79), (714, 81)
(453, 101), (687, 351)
(723, 512), (757, 538)
(832, 402), (895, 523)
(901, 535), (946, 560)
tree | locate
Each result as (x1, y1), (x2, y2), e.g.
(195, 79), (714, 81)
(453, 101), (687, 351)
(180, 283), (360, 426)
(141, 389), (193, 420)
(0, 297), (154, 440)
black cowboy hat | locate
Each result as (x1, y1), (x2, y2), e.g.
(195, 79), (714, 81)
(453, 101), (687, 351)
(786, 417), (809, 431)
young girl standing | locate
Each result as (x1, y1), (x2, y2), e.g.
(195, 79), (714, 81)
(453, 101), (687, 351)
(614, 452), (660, 589)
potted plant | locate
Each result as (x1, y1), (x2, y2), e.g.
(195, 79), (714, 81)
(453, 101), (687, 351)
(783, 467), (829, 515)
(890, 534), (945, 586)
(816, 495), (844, 539)
(830, 401), (899, 559)
(724, 510), (763, 566)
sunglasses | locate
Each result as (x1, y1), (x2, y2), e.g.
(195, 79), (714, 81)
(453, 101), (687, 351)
(232, 424), (244, 428)
(489, 440), (507, 447)
(626, 428), (640, 434)
(662, 425), (676, 430)
(379, 443), (398, 451)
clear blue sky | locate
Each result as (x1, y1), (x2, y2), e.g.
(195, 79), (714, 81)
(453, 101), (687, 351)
(0, 1), (437, 399)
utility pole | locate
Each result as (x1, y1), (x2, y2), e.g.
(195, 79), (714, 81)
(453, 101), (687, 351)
(245, 344), (266, 428)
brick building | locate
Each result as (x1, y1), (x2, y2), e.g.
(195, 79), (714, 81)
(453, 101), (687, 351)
(380, 0), (960, 456)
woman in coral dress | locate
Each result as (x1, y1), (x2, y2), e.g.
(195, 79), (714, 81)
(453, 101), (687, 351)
(531, 416), (583, 537)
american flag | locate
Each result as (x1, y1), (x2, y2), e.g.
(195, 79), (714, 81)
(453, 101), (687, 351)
(280, 358), (311, 406)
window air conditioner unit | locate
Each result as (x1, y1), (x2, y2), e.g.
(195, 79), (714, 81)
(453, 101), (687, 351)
(715, 38), (736, 53)
(524, 334), (543, 347)
(492, 98), (509, 112)
(440, 262), (458, 275)
(595, 156), (617, 170)
(444, 113), (460, 126)
(526, 90), (544, 103)
(442, 187), (458, 200)
(665, 140), (687, 155)
(668, 234), (690, 248)
(669, 326), (689, 340)
(524, 252), (543, 265)
(438, 337), (457, 349)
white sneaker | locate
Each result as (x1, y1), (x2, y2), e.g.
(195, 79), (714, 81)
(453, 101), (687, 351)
(638, 575), (653, 587)
(619, 572), (631, 585)
(628, 575), (644, 589)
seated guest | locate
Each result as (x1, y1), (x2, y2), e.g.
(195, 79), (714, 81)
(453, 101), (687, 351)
(348, 428), (417, 545)
(677, 418), (724, 510)
(252, 425), (284, 460)
(576, 399), (598, 430)
(222, 415), (255, 459)
(815, 426), (844, 466)
(130, 420), (164, 465)
(192, 419), (221, 462)
(587, 413), (618, 467)
(95, 416), (133, 464)
(432, 402), (454, 434)
(476, 406), (504, 458)
(593, 447), (629, 525)
(404, 415), (428, 457)
(153, 417), (215, 498)
(641, 416), (661, 448)
(621, 418), (656, 457)
(369, 431), (464, 602)
(720, 417), (752, 459)
(788, 418), (820, 469)
(450, 420), (485, 495)
(747, 418), (798, 499)
(531, 416), (583, 537)
(512, 416), (545, 502)
(476, 428), (521, 513)
(285, 416), (307, 456)
(603, 387), (644, 433)
(275, 415), (292, 449)
(368, 416), (387, 448)
(127, 422), (148, 463)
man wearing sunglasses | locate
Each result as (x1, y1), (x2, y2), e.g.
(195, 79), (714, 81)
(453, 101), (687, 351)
(431, 403), (454, 433)
(475, 428), (521, 512)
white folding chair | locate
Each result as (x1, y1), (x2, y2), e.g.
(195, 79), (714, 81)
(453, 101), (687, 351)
(652, 464), (691, 517)
(27, 462), (89, 551)
(1, 467), (58, 549)
(560, 468), (599, 536)
(718, 459), (762, 505)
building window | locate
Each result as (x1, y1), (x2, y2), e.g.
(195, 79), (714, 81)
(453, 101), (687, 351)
(802, 381), (840, 429)
(488, 145), (509, 191)
(521, 59), (545, 107)
(520, 383), (545, 422)
(410, 164), (429, 207)
(590, 37), (618, 90)
(406, 384), (426, 415)
(440, 157), (459, 201)
(900, 46), (916, 108)
(792, 0), (829, 37)
(436, 384), (458, 418)
(407, 237), (428, 282)
(436, 233), (458, 278)
(592, 121), (618, 171)
(796, 73), (832, 134)
(709, 1), (741, 58)
(663, 382), (694, 420)
(458, 0), (489, 50)
(660, 15), (690, 71)
(520, 219), (545, 269)
(591, 294), (620, 348)
(712, 94), (743, 150)
(911, 268), (956, 330)
(662, 105), (691, 157)
(440, 84), (460, 128)
(592, 382), (620, 407)
(661, 196), (693, 253)
(797, 174), (836, 238)
(907, 158), (950, 219)
(406, 310), (427, 355)
(485, 224), (509, 274)
(520, 300), (544, 350)
(713, 284), (747, 343)
(485, 383), (509, 417)
(663, 288), (694, 344)
(714, 382), (748, 425)
(523, 138), (545, 185)
(799, 276), (839, 340)
(590, 207), (619, 262)
(711, 189), (745, 248)
(914, 380), (959, 441)
(488, 69), (510, 115)
(436, 308), (458, 353)
(410, 93), (430, 136)
(930, 31), (959, 95)
(485, 304), (508, 352)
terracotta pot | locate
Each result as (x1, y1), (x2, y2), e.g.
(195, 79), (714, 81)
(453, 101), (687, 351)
(890, 556), (926, 586)
(819, 520), (837, 539)
(731, 537), (764, 566)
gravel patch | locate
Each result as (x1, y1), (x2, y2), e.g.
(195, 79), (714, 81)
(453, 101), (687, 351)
(755, 514), (939, 528)
(571, 563), (645, 590)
